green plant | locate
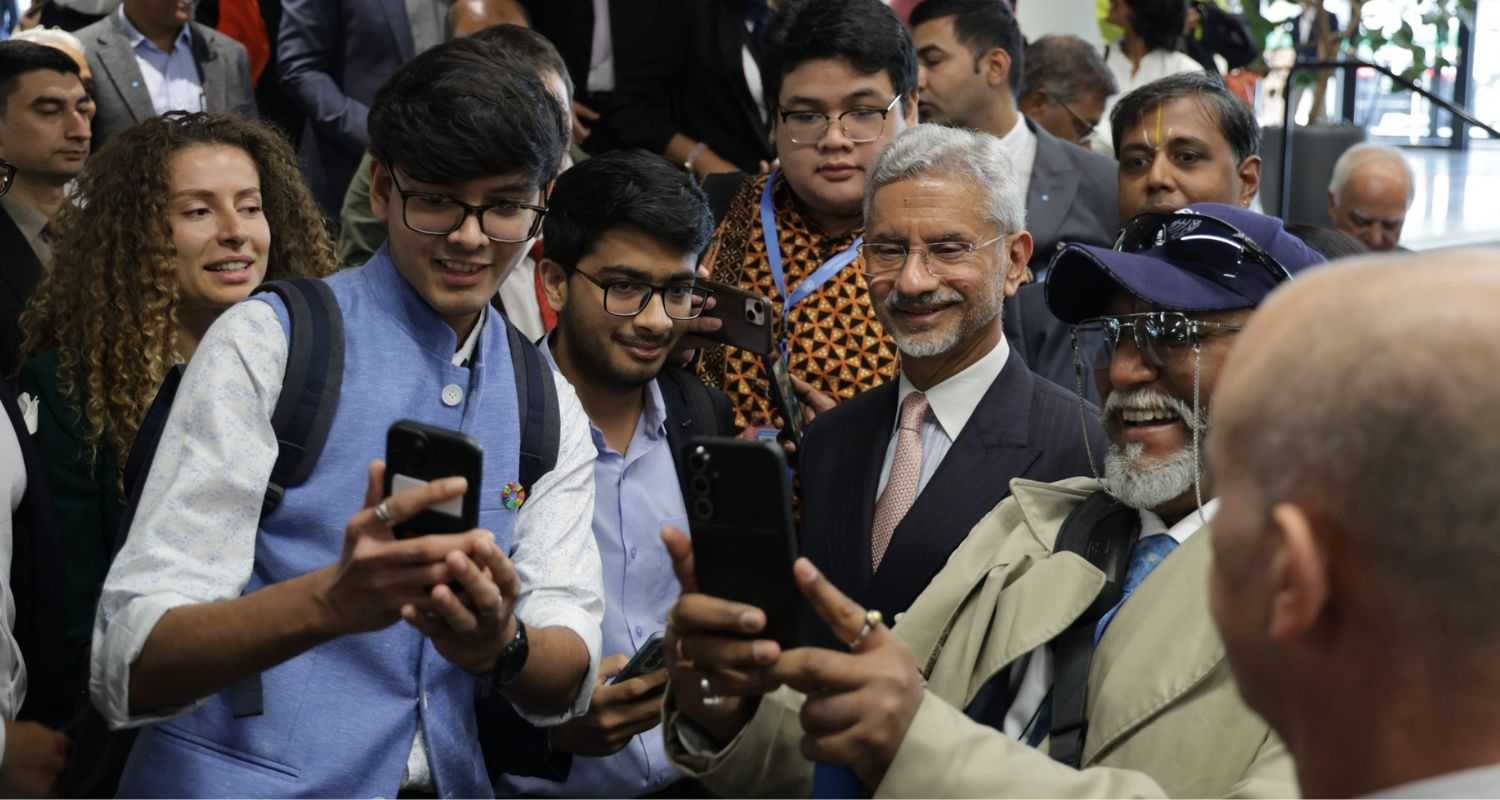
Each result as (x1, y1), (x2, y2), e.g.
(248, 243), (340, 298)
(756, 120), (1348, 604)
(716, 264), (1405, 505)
(1244, 0), (1477, 123)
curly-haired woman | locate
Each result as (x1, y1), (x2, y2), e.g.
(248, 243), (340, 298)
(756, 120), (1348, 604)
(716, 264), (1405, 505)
(16, 111), (336, 673)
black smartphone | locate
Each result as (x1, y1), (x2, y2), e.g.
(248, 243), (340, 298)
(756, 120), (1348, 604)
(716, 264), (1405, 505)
(763, 350), (805, 446)
(383, 420), (482, 539)
(683, 437), (800, 649)
(683, 278), (774, 356)
(608, 631), (666, 685)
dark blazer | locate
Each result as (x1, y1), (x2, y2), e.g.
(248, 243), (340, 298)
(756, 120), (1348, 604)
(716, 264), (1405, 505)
(617, 0), (773, 173)
(0, 204), (43, 379)
(278, 0), (413, 216)
(1, 381), (68, 728)
(1003, 283), (1102, 406)
(1026, 119), (1119, 269)
(797, 350), (1105, 648)
(78, 13), (257, 149)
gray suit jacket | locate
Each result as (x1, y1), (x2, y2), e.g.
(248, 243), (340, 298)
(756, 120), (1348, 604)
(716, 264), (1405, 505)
(79, 13), (257, 149)
(1002, 121), (1120, 405)
(1025, 118), (1119, 269)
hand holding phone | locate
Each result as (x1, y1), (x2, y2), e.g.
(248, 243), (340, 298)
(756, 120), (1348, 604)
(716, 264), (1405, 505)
(383, 420), (483, 538)
(609, 632), (666, 685)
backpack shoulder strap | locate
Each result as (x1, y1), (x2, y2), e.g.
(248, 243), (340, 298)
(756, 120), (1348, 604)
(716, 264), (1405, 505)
(1047, 490), (1140, 768)
(116, 365), (186, 557)
(253, 279), (344, 517)
(506, 318), (559, 496)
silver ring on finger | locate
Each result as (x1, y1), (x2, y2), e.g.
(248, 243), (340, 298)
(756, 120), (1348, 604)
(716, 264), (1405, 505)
(848, 609), (884, 650)
(699, 676), (723, 707)
(373, 499), (395, 526)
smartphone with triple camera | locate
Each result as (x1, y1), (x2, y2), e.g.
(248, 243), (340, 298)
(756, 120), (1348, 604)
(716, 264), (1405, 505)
(608, 631), (666, 685)
(383, 420), (482, 539)
(683, 278), (774, 356)
(682, 437), (800, 649)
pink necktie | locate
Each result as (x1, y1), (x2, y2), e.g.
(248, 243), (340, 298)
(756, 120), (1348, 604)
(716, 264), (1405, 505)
(871, 391), (929, 571)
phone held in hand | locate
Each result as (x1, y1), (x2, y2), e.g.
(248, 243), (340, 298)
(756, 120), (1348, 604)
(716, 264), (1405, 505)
(682, 437), (800, 649)
(763, 350), (806, 446)
(609, 631), (667, 685)
(682, 278), (775, 356)
(383, 420), (483, 539)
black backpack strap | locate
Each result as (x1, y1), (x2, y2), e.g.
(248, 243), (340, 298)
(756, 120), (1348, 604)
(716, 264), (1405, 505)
(506, 319), (559, 496)
(1046, 491), (1140, 768)
(253, 279), (344, 518)
(116, 364), (187, 558)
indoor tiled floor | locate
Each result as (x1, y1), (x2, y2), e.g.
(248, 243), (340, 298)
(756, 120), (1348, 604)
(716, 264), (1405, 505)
(1400, 147), (1500, 250)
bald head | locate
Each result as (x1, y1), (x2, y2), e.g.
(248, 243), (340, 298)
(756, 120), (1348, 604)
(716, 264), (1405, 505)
(449, 0), (529, 39)
(1219, 250), (1500, 641)
(1327, 144), (1413, 252)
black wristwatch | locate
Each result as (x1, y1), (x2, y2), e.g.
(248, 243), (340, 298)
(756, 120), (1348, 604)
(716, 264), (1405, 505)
(489, 618), (529, 692)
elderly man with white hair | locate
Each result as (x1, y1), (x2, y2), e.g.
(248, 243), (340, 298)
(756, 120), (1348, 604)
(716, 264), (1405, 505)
(1327, 142), (1414, 252)
(655, 126), (1325, 798)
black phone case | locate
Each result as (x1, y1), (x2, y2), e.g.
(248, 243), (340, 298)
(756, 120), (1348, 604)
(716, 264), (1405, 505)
(610, 632), (666, 685)
(383, 419), (483, 538)
(682, 437), (800, 649)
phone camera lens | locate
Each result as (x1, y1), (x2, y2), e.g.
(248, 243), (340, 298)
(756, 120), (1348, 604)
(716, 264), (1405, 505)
(690, 475), (711, 496)
(692, 497), (714, 519)
(689, 448), (710, 473)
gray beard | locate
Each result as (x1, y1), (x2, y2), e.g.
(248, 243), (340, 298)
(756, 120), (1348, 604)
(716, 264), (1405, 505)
(1100, 441), (1197, 511)
(882, 272), (1004, 359)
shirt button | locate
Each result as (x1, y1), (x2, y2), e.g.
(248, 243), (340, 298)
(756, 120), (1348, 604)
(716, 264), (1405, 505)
(635, 626), (644, 638)
(629, 546), (638, 560)
(441, 384), (463, 407)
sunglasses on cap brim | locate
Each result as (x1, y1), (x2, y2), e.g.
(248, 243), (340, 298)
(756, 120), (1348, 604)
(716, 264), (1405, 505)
(1113, 211), (1295, 299)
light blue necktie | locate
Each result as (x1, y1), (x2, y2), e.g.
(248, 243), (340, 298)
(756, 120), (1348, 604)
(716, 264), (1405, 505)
(1094, 533), (1180, 645)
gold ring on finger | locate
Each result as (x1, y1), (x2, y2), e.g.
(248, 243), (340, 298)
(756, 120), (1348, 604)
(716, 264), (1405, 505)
(848, 609), (883, 650)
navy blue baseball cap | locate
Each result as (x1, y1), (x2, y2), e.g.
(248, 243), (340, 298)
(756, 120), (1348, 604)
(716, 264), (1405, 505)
(1045, 203), (1327, 324)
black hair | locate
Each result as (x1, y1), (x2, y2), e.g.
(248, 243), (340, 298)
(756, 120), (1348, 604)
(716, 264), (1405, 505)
(368, 37), (566, 190)
(1022, 34), (1118, 104)
(470, 24), (574, 106)
(1286, 224), (1369, 261)
(0, 40), (81, 106)
(909, 0), (1026, 95)
(542, 150), (713, 271)
(1123, 0), (1188, 53)
(1110, 71), (1259, 164)
(764, 0), (917, 113)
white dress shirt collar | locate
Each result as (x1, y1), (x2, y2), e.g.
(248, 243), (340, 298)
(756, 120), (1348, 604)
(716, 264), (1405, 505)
(1138, 497), (1219, 545)
(117, 4), (192, 54)
(993, 113), (1038, 193)
(451, 310), (485, 367)
(895, 334), (1010, 442)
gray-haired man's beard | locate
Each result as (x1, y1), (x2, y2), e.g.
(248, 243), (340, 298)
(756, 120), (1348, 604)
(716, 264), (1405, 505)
(878, 274), (1003, 359)
(1100, 388), (1209, 511)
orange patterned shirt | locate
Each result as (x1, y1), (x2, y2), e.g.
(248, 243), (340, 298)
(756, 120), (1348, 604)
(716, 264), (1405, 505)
(699, 173), (901, 429)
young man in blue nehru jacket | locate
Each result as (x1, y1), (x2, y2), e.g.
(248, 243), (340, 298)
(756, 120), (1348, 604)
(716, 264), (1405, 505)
(91, 38), (604, 798)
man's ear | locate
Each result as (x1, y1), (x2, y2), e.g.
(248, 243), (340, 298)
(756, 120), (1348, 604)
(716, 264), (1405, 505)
(369, 160), (392, 224)
(1265, 501), (1331, 646)
(1237, 155), (1263, 209)
(539, 258), (569, 314)
(983, 47), (1014, 93)
(1003, 231), (1033, 297)
(1017, 90), (1046, 118)
(901, 89), (920, 126)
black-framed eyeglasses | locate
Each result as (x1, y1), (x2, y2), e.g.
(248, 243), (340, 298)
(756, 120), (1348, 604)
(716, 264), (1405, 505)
(571, 269), (714, 320)
(389, 170), (547, 243)
(1071, 311), (1243, 371)
(1113, 210), (1295, 296)
(778, 94), (902, 145)
(858, 234), (1006, 276)
(0, 161), (14, 198)
(1054, 97), (1100, 144)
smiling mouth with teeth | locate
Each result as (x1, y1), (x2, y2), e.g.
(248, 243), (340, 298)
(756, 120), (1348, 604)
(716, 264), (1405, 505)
(205, 262), (251, 272)
(1118, 408), (1183, 426)
(439, 260), (487, 274)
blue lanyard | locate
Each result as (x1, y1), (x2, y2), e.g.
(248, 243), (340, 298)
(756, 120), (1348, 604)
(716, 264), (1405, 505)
(759, 170), (864, 328)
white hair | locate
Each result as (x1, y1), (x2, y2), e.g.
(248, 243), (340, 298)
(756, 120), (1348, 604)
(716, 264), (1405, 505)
(1328, 143), (1415, 206)
(863, 123), (1027, 234)
(10, 26), (87, 57)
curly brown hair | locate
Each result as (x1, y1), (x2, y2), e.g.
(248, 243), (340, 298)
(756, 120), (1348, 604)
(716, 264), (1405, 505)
(20, 111), (336, 479)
